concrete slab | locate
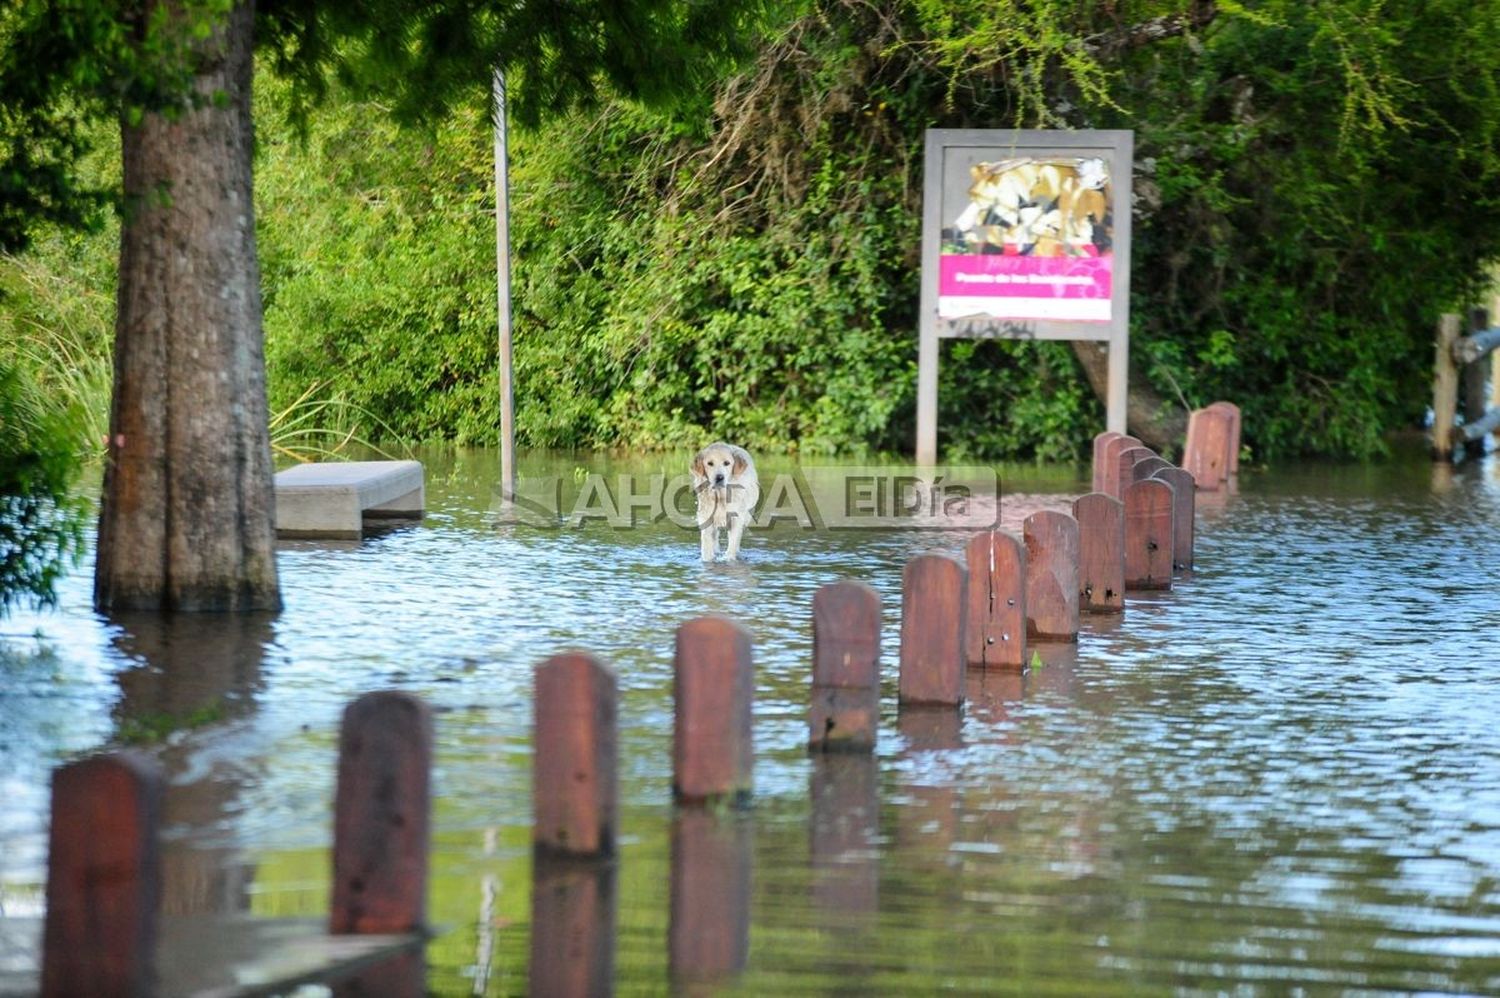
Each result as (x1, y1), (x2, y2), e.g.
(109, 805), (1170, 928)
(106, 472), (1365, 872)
(0, 915), (425, 997)
(275, 460), (424, 539)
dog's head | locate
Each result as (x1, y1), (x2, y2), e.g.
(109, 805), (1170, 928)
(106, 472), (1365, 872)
(692, 442), (749, 489)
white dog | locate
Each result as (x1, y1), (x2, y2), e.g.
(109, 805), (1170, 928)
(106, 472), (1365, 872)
(691, 442), (759, 561)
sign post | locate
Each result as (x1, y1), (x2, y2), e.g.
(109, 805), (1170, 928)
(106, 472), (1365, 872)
(917, 129), (1133, 465)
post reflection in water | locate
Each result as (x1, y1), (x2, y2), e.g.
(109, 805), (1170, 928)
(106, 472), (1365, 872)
(668, 810), (751, 990)
(808, 753), (879, 919)
(108, 611), (274, 920)
(529, 856), (617, 998)
(893, 706), (962, 853)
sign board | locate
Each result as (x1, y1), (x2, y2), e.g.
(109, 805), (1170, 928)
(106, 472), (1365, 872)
(917, 129), (1133, 464)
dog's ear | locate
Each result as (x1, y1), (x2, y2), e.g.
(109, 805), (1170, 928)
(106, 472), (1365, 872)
(731, 449), (748, 477)
(691, 448), (708, 479)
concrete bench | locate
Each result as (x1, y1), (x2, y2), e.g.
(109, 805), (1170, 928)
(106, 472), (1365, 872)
(275, 460), (424, 539)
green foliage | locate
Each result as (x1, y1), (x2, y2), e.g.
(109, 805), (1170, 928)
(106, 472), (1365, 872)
(0, 360), (87, 613)
(9, 0), (1500, 461)
(1112, 0), (1500, 456)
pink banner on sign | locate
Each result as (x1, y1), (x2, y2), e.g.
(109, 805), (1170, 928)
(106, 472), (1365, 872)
(939, 253), (1112, 301)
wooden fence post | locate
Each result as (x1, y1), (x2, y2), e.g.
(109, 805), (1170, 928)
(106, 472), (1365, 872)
(1208, 401), (1242, 475)
(42, 751), (163, 998)
(331, 691), (433, 935)
(1092, 431), (1121, 493)
(963, 530), (1026, 669)
(1114, 446), (1152, 500)
(1151, 467), (1196, 572)
(1023, 511), (1080, 641)
(1433, 313), (1461, 460)
(1072, 492), (1125, 614)
(1100, 435), (1141, 498)
(534, 653), (617, 857)
(1131, 454), (1173, 484)
(1124, 479), (1175, 590)
(1183, 407), (1232, 489)
(674, 616), (754, 805)
(898, 553), (967, 706)
(809, 581), (881, 752)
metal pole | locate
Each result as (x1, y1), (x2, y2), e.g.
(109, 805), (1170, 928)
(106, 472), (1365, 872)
(493, 68), (516, 503)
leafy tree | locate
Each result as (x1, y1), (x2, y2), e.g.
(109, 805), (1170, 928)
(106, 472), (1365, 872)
(0, 0), (756, 612)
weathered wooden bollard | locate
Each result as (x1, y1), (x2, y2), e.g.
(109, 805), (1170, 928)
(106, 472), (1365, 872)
(1100, 434), (1142, 497)
(1024, 511), (1080, 641)
(809, 581), (881, 753)
(1209, 401), (1242, 475)
(1072, 492), (1125, 614)
(963, 530), (1026, 669)
(669, 811), (751, 985)
(1123, 479), (1175, 590)
(1183, 405), (1233, 490)
(534, 652), (617, 856)
(42, 751), (163, 998)
(1113, 445), (1152, 500)
(331, 691), (433, 935)
(898, 553), (967, 706)
(1151, 467), (1196, 571)
(1091, 431), (1121, 493)
(1131, 454), (1173, 484)
(674, 616), (754, 805)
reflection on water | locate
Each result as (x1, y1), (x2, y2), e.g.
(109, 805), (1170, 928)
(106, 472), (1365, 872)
(3, 445), (1500, 993)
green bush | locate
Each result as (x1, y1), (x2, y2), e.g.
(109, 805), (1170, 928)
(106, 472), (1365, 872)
(10, 2), (1500, 463)
(0, 361), (87, 613)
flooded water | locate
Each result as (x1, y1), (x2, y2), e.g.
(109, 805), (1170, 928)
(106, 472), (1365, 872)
(3, 446), (1500, 995)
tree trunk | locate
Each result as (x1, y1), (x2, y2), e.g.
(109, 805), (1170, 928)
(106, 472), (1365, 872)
(1070, 340), (1189, 457)
(95, 0), (280, 612)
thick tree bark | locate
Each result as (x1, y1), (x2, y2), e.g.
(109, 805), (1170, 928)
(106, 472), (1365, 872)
(95, 0), (280, 612)
(1070, 340), (1189, 457)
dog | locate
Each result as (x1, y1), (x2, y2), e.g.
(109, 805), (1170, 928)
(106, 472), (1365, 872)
(691, 442), (759, 562)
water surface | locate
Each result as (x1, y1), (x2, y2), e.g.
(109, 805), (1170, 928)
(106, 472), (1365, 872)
(3, 447), (1499, 994)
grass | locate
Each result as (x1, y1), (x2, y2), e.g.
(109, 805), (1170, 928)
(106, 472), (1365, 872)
(1, 245), (410, 467)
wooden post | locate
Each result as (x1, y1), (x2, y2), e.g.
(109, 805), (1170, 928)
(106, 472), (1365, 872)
(1023, 511), (1080, 641)
(809, 581), (881, 753)
(963, 530), (1026, 669)
(669, 811), (751, 986)
(1091, 431), (1121, 493)
(331, 691), (433, 935)
(1183, 407), (1232, 489)
(493, 69), (516, 505)
(1465, 308), (1490, 459)
(42, 752), (163, 998)
(1208, 401), (1242, 475)
(674, 616), (754, 805)
(1149, 466), (1196, 572)
(1433, 312), (1461, 460)
(534, 653), (617, 857)
(1124, 479), (1174, 590)
(1072, 492), (1125, 614)
(1114, 445), (1152, 500)
(1131, 454), (1173, 483)
(530, 855), (616, 996)
(1100, 435), (1141, 498)
(898, 553), (967, 706)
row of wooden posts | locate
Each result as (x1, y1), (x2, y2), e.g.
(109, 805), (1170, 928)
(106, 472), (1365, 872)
(38, 406), (1242, 993)
(1433, 307), (1500, 460)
